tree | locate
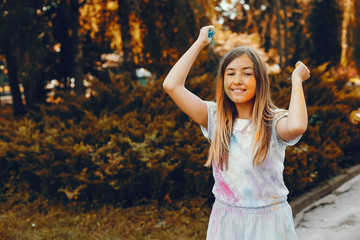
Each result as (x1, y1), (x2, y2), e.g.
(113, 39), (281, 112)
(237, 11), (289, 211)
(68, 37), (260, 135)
(139, 0), (208, 74)
(307, 0), (342, 66)
(1, 37), (25, 116)
(288, 0), (306, 66)
(274, 0), (291, 68)
(118, 0), (136, 80)
(20, 1), (54, 110)
(79, 0), (119, 80)
(0, 0), (42, 115)
(261, 6), (273, 53)
(52, 0), (85, 94)
(214, 0), (294, 68)
(70, 0), (86, 95)
(353, 0), (360, 72)
(282, 0), (290, 67)
(275, 0), (283, 67)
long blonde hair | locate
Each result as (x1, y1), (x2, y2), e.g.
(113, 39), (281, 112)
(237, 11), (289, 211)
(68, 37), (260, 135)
(205, 47), (279, 170)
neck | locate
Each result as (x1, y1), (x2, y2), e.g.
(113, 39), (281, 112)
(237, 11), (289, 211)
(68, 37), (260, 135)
(235, 101), (254, 119)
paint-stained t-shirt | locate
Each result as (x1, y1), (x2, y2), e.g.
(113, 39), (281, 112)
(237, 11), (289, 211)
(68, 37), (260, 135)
(201, 101), (301, 208)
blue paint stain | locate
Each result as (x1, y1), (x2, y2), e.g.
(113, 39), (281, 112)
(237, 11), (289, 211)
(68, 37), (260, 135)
(244, 188), (252, 198)
(208, 29), (215, 46)
(230, 135), (236, 144)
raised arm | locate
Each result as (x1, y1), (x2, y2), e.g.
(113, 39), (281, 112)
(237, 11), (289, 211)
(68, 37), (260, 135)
(163, 26), (215, 129)
(276, 61), (310, 141)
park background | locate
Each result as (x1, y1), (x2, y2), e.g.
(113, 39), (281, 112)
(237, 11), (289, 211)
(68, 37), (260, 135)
(0, 0), (359, 239)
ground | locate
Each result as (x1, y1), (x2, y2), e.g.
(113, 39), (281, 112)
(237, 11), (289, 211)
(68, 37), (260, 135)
(295, 174), (360, 240)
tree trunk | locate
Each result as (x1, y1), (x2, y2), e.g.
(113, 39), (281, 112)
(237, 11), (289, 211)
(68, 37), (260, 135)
(21, 59), (45, 110)
(24, 69), (46, 108)
(55, 0), (84, 93)
(70, 0), (85, 95)
(353, 0), (360, 72)
(282, 0), (289, 67)
(56, 0), (72, 90)
(263, 12), (272, 52)
(3, 38), (25, 116)
(36, 70), (47, 105)
(275, 0), (283, 68)
(22, 77), (33, 109)
(340, 0), (353, 70)
(288, 1), (303, 66)
(118, 0), (136, 80)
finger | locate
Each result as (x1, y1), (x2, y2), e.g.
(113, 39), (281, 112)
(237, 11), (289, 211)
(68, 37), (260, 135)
(202, 25), (214, 31)
(295, 61), (302, 68)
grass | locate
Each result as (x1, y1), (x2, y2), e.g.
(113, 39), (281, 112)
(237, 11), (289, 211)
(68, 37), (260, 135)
(0, 197), (211, 240)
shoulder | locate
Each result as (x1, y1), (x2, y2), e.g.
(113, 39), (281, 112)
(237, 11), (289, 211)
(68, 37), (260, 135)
(204, 100), (217, 118)
(204, 101), (217, 110)
(272, 108), (288, 124)
(271, 108), (302, 146)
(201, 101), (217, 140)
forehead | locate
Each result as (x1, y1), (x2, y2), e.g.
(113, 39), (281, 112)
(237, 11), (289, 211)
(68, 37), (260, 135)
(226, 55), (254, 70)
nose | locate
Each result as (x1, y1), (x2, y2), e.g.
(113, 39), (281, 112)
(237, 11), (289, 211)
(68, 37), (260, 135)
(233, 74), (243, 85)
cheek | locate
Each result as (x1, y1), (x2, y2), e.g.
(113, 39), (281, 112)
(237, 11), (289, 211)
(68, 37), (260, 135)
(248, 77), (256, 92)
(224, 77), (231, 88)
(223, 78), (232, 97)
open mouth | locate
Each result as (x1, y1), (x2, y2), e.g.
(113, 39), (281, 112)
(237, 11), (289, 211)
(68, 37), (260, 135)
(231, 89), (246, 93)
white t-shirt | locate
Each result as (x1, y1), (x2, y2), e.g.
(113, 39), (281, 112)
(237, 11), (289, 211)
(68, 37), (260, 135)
(201, 101), (301, 208)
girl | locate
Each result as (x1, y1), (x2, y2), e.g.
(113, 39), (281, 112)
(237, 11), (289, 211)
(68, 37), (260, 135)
(163, 25), (310, 240)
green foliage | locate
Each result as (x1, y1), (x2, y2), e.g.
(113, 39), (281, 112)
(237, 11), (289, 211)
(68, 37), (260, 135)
(1, 59), (359, 207)
(0, 68), (216, 207)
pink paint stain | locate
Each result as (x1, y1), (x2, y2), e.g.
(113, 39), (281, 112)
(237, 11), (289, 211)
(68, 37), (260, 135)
(214, 165), (238, 201)
(218, 180), (234, 198)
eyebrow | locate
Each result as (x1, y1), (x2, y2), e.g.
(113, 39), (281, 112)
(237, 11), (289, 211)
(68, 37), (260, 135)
(225, 67), (253, 71)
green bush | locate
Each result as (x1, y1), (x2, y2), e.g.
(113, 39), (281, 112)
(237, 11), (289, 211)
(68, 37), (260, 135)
(0, 62), (359, 207)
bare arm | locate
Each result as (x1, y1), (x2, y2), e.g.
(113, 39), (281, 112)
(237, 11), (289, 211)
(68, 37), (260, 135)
(163, 26), (215, 129)
(277, 61), (310, 141)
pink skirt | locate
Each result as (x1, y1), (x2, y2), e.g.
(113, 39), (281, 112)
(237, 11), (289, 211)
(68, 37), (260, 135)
(206, 199), (298, 240)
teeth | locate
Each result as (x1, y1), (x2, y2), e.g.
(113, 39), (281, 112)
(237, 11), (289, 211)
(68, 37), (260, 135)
(232, 89), (245, 92)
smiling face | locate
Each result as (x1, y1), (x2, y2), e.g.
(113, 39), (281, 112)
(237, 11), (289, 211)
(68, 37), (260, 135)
(223, 55), (257, 106)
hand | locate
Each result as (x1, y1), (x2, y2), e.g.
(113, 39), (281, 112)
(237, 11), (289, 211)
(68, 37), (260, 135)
(292, 61), (310, 83)
(195, 25), (215, 48)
